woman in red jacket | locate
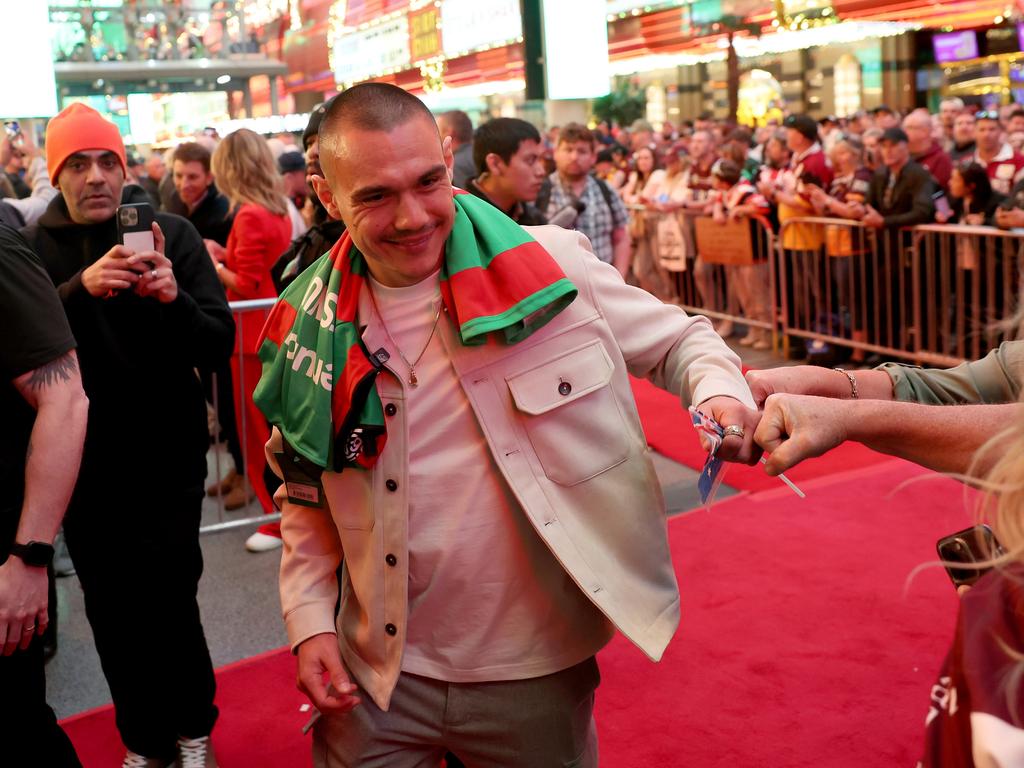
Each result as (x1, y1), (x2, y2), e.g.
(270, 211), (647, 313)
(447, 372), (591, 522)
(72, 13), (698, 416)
(209, 129), (293, 552)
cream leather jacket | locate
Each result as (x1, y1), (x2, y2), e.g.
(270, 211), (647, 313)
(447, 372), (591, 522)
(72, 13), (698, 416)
(268, 225), (755, 710)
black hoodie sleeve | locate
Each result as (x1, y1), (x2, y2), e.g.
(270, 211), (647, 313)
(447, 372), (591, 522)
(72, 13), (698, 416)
(158, 213), (235, 368)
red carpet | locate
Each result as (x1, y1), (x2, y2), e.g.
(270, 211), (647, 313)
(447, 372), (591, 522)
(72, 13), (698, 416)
(630, 376), (890, 491)
(63, 460), (971, 767)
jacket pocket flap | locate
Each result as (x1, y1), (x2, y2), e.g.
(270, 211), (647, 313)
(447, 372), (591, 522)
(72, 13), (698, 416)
(506, 341), (614, 416)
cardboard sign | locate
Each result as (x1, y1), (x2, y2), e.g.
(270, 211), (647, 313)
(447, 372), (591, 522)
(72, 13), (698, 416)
(695, 217), (756, 265)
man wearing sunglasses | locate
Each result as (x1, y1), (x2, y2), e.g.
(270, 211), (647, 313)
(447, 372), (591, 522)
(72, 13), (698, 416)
(970, 111), (1024, 196)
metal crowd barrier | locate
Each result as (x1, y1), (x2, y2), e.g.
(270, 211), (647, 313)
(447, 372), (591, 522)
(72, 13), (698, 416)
(628, 205), (779, 348)
(203, 297), (280, 534)
(777, 217), (1024, 366)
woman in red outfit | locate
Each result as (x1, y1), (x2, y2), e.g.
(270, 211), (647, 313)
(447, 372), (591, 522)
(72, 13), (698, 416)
(209, 129), (293, 552)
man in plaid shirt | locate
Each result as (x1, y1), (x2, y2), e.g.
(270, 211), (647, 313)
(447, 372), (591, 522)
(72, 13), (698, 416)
(544, 123), (630, 276)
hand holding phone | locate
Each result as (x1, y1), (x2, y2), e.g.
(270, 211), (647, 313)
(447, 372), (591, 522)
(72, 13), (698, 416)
(936, 524), (1005, 589)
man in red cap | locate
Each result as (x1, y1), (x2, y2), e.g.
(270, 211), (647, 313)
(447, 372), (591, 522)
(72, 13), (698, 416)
(21, 102), (233, 768)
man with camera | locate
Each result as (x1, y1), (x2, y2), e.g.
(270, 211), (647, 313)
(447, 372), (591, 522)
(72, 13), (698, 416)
(20, 103), (233, 768)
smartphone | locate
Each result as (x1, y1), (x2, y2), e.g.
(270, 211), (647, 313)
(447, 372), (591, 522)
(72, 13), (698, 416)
(936, 524), (1005, 589)
(117, 203), (155, 255)
(933, 193), (952, 218)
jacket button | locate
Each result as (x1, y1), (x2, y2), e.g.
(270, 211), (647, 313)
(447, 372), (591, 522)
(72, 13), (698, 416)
(384, 403), (397, 416)
(385, 553), (397, 567)
(558, 381), (572, 396)
(385, 479), (398, 492)
(385, 623), (397, 636)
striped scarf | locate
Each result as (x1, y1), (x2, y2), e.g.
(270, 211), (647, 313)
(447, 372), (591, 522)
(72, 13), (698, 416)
(253, 191), (577, 471)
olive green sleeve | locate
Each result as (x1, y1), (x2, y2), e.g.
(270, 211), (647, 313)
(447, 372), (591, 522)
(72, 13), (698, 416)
(876, 341), (1024, 405)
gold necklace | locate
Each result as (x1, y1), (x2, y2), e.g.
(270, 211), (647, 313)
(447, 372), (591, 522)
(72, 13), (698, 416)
(367, 284), (442, 388)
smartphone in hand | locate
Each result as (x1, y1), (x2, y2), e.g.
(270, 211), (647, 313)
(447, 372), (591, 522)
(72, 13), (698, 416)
(117, 203), (155, 255)
(936, 524), (1005, 589)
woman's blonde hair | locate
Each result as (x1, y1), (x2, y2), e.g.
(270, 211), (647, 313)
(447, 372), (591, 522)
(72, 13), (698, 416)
(211, 129), (288, 217)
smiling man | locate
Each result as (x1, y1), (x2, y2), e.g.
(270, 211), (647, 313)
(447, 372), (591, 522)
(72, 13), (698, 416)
(256, 83), (760, 768)
(20, 103), (233, 768)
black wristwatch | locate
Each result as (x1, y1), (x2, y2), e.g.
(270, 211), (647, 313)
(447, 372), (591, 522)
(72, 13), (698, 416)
(9, 541), (55, 567)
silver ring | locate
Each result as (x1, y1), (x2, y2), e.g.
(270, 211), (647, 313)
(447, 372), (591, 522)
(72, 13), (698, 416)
(723, 425), (745, 440)
(151, 269), (158, 279)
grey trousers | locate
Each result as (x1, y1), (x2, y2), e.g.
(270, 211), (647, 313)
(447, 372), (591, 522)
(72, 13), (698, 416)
(313, 656), (601, 768)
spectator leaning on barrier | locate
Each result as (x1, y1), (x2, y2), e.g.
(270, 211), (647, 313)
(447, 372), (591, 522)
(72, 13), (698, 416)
(436, 109), (475, 189)
(1, 224), (88, 768)
(971, 110), (1024, 196)
(544, 122), (631, 276)
(940, 162), (1005, 226)
(904, 109), (952, 194)
(466, 117), (548, 226)
(864, 127), (935, 229)
(21, 102), (232, 768)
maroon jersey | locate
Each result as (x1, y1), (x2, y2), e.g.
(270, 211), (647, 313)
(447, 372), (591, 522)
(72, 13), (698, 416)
(919, 565), (1024, 767)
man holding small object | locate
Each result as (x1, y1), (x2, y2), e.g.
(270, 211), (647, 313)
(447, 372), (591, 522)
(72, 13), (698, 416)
(257, 83), (761, 767)
(20, 103), (233, 768)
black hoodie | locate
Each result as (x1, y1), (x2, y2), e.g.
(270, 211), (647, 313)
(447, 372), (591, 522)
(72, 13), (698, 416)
(21, 185), (234, 494)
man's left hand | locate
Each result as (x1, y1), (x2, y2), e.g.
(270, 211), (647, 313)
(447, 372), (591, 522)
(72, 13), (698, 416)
(130, 222), (177, 304)
(696, 395), (763, 465)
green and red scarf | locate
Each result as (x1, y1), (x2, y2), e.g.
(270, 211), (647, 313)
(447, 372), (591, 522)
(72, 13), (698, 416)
(253, 190), (577, 471)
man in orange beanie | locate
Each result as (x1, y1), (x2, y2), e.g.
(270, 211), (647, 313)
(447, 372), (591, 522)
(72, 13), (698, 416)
(22, 102), (233, 768)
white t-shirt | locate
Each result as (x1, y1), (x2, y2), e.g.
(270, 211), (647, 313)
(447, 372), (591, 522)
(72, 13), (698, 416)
(367, 272), (614, 682)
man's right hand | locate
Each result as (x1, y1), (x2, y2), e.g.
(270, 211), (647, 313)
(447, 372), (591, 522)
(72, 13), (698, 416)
(995, 207), (1024, 229)
(81, 244), (143, 297)
(296, 632), (361, 715)
(745, 366), (854, 408)
(0, 558), (48, 656)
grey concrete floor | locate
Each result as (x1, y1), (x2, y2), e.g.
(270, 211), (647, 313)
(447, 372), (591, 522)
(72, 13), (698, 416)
(47, 341), (785, 720)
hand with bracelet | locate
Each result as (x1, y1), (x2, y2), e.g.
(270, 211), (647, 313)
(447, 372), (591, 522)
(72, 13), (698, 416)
(744, 365), (897, 409)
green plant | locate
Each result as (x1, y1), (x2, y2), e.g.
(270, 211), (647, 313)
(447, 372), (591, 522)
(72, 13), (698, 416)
(592, 82), (645, 128)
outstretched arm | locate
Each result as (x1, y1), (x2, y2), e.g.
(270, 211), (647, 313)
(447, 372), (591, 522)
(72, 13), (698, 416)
(754, 393), (1020, 478)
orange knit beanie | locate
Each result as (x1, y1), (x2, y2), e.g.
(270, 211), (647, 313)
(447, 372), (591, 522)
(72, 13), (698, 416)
(46, 103), (127, 185)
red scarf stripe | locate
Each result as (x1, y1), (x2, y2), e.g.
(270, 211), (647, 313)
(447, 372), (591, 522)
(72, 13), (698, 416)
(259, 299), (299, 348)
(331, 340), (376, 434)
(329, 232), (351, 272)
(445, 240), (569, 324)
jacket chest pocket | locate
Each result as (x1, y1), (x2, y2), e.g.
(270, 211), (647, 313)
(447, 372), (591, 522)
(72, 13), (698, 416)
(505, 341), (630, 486)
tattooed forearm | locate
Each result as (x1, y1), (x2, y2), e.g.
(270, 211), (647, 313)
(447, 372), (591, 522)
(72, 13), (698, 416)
(26, 352), (78, 391)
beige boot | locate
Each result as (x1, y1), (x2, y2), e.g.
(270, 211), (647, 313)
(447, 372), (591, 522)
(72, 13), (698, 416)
(222, 472), (254, 511)
(205, 467), (237, 497)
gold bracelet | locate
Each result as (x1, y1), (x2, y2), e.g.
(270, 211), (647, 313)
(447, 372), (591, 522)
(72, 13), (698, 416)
(833, 367), (858, 399)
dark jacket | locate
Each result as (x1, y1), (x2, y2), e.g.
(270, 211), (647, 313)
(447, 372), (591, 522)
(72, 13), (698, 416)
(271, 218), (347, 294)
(950, 140), (976, 164)
(185, 185), (233, 246)
(466, 177), (549, 226)
(21, 185), (234, 494)
(868, 160), (936, 228)
(949, 191), (1006, 226)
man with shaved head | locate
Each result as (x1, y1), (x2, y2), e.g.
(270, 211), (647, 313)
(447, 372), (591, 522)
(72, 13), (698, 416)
(903, 109), (952, 192)
(257, 82), (760, 767)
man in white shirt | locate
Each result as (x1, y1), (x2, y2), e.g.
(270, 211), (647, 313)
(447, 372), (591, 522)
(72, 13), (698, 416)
(274, 82), (761, 768)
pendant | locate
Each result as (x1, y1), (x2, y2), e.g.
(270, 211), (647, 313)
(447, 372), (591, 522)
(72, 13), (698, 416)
(408, 368), (419, 387)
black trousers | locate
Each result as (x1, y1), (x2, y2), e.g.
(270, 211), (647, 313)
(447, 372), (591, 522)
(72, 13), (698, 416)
(0, 624), (82, 766)
(63, 486), (218, 762)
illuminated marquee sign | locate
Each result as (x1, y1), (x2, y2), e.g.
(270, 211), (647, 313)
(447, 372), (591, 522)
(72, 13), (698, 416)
(440, 0), (522, 57)
(331, 14), (411, 85)
(409, 5), (442, 62)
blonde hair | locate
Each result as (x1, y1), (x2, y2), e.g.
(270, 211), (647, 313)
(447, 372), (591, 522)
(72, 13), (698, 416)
(211, 129), (288, 217)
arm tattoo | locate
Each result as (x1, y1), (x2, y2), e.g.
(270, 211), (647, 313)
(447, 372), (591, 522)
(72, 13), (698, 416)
(26, 352), (78, 391)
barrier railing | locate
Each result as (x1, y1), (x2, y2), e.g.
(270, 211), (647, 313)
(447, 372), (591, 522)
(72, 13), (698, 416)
(628, 205), (778, 349)
(202, 297), (280, 534)
(776, 217), (1024, 366)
